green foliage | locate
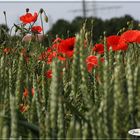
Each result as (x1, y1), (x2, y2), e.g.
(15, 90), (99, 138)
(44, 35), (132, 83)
(47, 15), (139, 43)
(0, 23), (140, 140)
(0, 24), (9, 44)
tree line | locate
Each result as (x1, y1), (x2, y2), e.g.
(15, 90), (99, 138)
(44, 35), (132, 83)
(47, 15), (140, 43)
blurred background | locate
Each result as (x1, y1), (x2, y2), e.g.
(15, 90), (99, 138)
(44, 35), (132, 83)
(0, 1), (140, 42)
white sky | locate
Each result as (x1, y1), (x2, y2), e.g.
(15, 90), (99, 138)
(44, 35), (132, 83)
(0, 1), (140, 33)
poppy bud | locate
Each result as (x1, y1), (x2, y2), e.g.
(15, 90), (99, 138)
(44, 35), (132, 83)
(26, 8), (29, 13)
(3, 11), (6, 15)
(44, 15), (48, 23)
(40, 8), (44, 14)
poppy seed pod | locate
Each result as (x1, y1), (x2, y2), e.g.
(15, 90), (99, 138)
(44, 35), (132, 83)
(44, 15), (48, 23)
(26, 8), (29, 13)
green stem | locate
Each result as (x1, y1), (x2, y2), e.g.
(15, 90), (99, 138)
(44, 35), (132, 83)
(40, 13), (44, 36)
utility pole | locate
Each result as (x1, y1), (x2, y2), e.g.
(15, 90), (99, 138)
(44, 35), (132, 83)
(82, 0), (86, 18)
(69, 1), (122, 18)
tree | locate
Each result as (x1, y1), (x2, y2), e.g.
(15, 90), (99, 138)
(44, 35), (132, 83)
(47, 19), (72, 40)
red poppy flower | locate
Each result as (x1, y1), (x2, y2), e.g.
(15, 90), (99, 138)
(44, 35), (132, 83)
(23, 88), (28, 97)
(107, 35), (128, 51)
(39, 37), (75, 64)
(44, 70), (52, 79)
(20, 12), (38, 24)
(31, 26), (42, 33)
(86, 55), (104, 72)
(86, 56), (98, 72)
(135, 35), (140, 43)
(120, 30), (140, 43)
(93, 43), (104, 54)
(93, 35), (128, 53)
(107, 35), (120, 50)
(116, 38), (128, 50)
(57, 37), (76, 58)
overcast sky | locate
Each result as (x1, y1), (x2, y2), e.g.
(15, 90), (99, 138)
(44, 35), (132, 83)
(0, 1), (140, 33)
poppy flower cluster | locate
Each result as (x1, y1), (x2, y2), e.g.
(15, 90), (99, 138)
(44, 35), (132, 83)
(19, 10), (43, 36)
(38, 37), (76, 64)
(93, 30), (140, 54)
(38, 36), (105, 74)
(38, 37), (76, 79)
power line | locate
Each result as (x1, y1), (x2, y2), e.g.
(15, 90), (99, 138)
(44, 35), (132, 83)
(69, 0), (122, 18)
